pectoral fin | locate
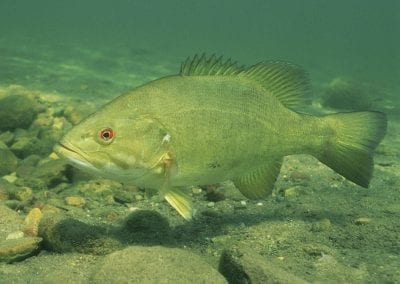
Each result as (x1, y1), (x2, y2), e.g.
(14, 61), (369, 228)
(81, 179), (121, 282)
(233, 158), (283, 199)
(159, 152), (194, 220)
(164, 187), (195, 220)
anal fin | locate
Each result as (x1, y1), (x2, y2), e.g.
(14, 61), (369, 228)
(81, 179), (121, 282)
(164, 187), (195, 220)
(233, 158), (283, 199)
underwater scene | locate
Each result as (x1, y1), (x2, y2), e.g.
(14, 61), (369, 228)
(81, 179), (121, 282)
(0, 1), (399, 283)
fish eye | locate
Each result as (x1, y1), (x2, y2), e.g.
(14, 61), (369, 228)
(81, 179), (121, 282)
(99, 128), (115, 143)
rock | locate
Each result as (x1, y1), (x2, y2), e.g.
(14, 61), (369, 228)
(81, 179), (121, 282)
(65, 196), (86, 207)
(118, 210), (172, 245)
(219, 247), (307, 284)
(10, 136), (40, 159)
(321, 77), (381, 111)
(283, 185), (307, 198)
(91, 246), (227, 283)
(12, 253), (98, 283)
(311, 218), (332, 232)
(354, 217), (371, 225)
(0, 205), (24, 240)
(10, 134), (54, 159)
(23, 208), (43, 237)
(0, 205), (41, 263)
(0, 186), (9, 201)
(15, 155), (41, 178)
(0, 179), (14, 201)
(0, 237), (42, 263)
(0, 131), (14, 146)
(39, 213), (122, 254)
(0, 145), (18, 176)
(31, 159), (72, 188)
(0, 94), (40, 131)
(13, 186), (33, 202)
(112, 185), (140, 203)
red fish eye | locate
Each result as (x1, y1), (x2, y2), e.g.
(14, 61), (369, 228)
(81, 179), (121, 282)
(100, 128), (114, 141)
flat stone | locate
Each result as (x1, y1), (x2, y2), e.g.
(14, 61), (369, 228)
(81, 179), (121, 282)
(91, 246), (227, 283)
(0, 237), (42, 263)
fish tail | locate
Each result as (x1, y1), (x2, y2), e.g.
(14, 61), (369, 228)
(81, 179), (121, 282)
(316, 111), (387, 187)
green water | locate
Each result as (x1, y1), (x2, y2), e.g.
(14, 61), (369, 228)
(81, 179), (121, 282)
(0, 1), (399, 283)
(1, 0), (399, 97)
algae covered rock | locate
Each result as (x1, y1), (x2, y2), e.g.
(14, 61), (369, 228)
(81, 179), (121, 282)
(39, 213), (122, 255)
(0, 237), (42, 263)
(91, 246), (227, 283)
(219, 247), (307, 284)
(0, 205), (42, 263)
(0, 94), (41, 131)
(31, 158), (72, 188)
(0, 144), (18, 176)
(0, 205), (24, 239)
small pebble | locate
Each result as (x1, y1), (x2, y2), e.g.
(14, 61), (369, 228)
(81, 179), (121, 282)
(6, 231), (24, 240)
(23, 208), (43, 237)
(14, 187), (33, 202)
(191, 187), (203, 195)
(2, 173), (17, 183)
(354, 217), (371, 225)
(134, 194), (144, 201)
(65, 196), (86, 207)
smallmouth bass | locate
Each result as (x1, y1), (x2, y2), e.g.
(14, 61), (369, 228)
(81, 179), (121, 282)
(54, 54), (387, 219)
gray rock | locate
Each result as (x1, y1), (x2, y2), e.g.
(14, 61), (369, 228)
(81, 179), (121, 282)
(0, 94), (40, 131)
(91, 246), (227, 284)
(0, 146), (18, 176)
(219, 247), (308, 284)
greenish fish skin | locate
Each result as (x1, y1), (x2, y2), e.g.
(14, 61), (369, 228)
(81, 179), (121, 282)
(54, 55), (387, 220)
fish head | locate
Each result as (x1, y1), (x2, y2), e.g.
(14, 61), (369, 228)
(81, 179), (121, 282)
(54, 110), (171, 182)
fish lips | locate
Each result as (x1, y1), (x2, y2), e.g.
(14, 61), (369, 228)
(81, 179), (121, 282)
(54, 142), (96, 171)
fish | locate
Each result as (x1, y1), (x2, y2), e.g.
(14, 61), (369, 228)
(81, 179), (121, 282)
(54, 54), (387, 220)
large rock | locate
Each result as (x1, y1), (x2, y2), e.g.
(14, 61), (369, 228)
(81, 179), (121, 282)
(0, 143), (18, 176)
(0, 205), (42, 263)
(0, 237), (42, 263)
(0, 205), (24, 239)
(219, 247), (308, 284)
(91, 246), (227, 283)
(0, 94), (40, 131)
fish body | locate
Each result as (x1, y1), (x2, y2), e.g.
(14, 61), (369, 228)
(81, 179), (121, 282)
(55, 55), (387, 219)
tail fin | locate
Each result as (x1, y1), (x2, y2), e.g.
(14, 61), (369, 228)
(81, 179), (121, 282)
(316, 111), (387, 187)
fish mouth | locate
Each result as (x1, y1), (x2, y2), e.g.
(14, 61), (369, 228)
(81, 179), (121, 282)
(54, 142), (95, 170)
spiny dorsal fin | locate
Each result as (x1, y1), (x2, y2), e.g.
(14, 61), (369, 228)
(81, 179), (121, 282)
(180, 53), (245, 76)
(243, 62), (311, 109)
(180, 54), (311, 109)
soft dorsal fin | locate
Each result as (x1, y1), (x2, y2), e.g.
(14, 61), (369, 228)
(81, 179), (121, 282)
(180, 54), (311, 109)
(243, 62), (311, 109)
